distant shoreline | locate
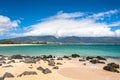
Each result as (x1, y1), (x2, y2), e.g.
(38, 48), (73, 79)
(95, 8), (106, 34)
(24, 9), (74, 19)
(0, 43), (120, 46)
(0, 44), (44, 46)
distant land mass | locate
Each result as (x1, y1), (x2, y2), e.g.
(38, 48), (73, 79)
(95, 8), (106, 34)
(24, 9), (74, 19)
(0, 36), (120, 44)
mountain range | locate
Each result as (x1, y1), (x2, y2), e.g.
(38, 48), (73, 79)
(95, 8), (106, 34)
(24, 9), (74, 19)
(1, 36), (120, 44)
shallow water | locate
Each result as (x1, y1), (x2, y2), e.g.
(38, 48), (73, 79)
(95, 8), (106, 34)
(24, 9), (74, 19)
(0, 44), (120, 57)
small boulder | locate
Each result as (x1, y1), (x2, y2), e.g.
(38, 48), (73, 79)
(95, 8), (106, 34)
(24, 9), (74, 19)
(63, 56), (69, 58)
(37, 66), (44, 71)
(42, 68), (52, 74)
(79, 59), (85, 62)
(47, 55), (53, 58)
(0, 77), (4, 80)
(103, 62), (119, 73)
(56, 62), (62, 65)
(86, 56), (94, 60)
(90, 59), (105, 64)
(57, 57), (63, 60)
(48, 60), (55, 66)
(3, 72), (14, 78)
(107, 63), (119, 68)
(53, 66), (59, 69)
(96, 56), (106, 60)
(103, 65), (119, 73)
(71, 54), (80, 58)
(24, 58), (36, 64)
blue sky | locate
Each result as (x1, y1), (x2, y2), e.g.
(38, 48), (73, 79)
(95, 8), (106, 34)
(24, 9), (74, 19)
(0, 0), (120, 39)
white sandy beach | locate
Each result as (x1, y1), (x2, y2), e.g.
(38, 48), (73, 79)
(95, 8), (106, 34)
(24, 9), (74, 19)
(0, 57), (120, 80)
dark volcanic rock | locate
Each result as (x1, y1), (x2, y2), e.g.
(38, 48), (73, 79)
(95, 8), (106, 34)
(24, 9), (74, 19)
(3, 72), (14, 78)
(90, 59), (105, 64)
(79, 59), (85, 61)
(103, 63), (119, 73)
(71, 54), (80, 58)
(56, 62), (62, 65)
(47, 55), (53, 58)
(17, 71), (37, 77)
(0, 60), (6, 64)
(48, 60), (55, 66)
(103, 65), (119, 73)
(37, 66), (44, 71)
(24, 58), (36, 64)
(0, 57), (6, 61)
(63, 56), (69, 58)
(0, 77), (4, 80)
(53, 66), (59, 69)
(107, 63), (119, 68)
(96, 56), (106, 60)
(42, 68), (52, 74)
(57, 57), (63, 60)
(11, 55), (22, 59)
(86, 56), (94, 60)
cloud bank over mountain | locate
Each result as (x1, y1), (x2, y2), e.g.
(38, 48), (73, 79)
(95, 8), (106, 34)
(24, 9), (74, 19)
(20, 10), (120, 37)
(0, 9), (120, 38)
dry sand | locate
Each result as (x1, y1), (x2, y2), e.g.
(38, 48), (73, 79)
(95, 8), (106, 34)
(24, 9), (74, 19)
(58, 58), (120, 80)
(0, 58), (120, 80)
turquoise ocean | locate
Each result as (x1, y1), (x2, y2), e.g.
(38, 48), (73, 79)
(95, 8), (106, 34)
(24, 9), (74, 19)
(0, 44), (120, 57)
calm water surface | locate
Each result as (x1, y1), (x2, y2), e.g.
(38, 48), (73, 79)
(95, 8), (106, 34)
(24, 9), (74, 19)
(0, 44), (120, 57)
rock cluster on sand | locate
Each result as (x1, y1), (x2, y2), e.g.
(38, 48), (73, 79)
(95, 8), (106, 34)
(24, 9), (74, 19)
(10, 55), (22, 59)
(103, 62), (119, 73)
(37, 66), (52, 74)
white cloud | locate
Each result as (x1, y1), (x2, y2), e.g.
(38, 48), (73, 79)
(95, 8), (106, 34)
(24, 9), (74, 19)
(115, 29), (120, 37)
(89, 9), (118, 20)
(7, 10), (120, 38)
(108, 21), (120, 27)
(42, 11), (84, 21)
(0, 15), (19, 35)
(19, 10), (120, 37)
